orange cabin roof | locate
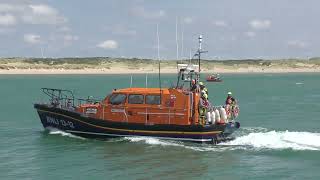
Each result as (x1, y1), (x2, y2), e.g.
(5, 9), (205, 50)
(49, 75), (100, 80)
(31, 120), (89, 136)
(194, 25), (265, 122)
(114, 88), (171, 95)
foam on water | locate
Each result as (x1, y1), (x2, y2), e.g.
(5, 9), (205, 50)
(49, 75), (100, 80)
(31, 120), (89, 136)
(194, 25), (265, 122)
(124, 137), (184, 147)
(46, 127), (85, 140)
(125, 128), (320, 151)
(124, 137), (219, 151)
(124, 136), (247, 152)
(45, 127), (320, 151)
(222, 130), (320, 151)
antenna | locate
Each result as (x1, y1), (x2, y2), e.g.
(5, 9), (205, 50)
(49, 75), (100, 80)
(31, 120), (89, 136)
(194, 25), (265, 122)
(198, 35), (202, 73)
(181, 20), (184, 61)
(145, 74), (148, 88)
(189, 49), (192, 64)
(157, 24), (160, 61)
(176, 16), (179, 61)
(157, 24), (162, 103)
(197, 35), (208, 77)
(130, 75), (133, 88)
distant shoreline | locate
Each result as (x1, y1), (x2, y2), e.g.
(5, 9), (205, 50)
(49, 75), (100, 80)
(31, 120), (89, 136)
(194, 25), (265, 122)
(1, 57), (320, 74)
(1, 67), (320, 74)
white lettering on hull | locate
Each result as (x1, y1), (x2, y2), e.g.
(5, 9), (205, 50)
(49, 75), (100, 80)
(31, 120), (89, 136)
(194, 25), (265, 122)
(46, 116), (75, 129)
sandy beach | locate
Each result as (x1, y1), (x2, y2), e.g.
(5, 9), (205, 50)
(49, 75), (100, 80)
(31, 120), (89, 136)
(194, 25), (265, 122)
(1, 67), (320, 74)
(1, 57), (320, 74)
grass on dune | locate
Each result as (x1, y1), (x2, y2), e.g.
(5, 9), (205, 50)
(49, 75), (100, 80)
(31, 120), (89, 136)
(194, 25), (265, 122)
(0, 57), (320, 70)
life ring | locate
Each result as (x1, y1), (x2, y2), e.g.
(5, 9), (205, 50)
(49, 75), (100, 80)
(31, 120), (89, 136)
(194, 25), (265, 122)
(232, 105), (239, 118)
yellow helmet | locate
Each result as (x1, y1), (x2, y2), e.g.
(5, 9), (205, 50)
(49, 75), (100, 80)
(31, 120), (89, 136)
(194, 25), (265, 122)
(199, 82), (204, 86)
(203, 93), (208, 99)
(228, 92), (232, 95)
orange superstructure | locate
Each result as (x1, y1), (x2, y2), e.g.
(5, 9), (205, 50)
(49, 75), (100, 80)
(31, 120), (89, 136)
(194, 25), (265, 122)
(76, 88), (201, 126)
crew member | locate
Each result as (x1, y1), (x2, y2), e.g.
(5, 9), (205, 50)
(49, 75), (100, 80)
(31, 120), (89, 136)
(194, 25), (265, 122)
(199, 82), (208, 96)
(225, 92), (236, 105)
(199, 93), (209, 115)
(199, 92), (211, 124)
(51, 97), (60, 107)
(67, 99), (72, 108)
(203, 87), (208, 95)
(190, 79), (197, 91)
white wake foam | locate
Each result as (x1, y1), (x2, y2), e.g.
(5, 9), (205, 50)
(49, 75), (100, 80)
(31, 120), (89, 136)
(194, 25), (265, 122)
(46, 127), (320, 151)
(46, 127), (85, 140)
(222, 130), (320, 150)
(124, 137), (183, 147)
(124, 137), (236, 152)
(124, 130), (320, 151)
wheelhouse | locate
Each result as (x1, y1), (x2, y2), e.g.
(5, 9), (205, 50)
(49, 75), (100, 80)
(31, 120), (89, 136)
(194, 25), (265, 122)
(75, 87), (200, 126)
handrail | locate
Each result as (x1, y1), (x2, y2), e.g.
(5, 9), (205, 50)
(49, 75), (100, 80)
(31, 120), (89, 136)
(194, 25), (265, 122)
(40, 88), (102, 108)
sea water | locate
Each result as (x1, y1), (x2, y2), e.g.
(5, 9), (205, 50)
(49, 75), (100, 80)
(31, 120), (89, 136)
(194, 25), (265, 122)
(0, 73), (320, 180)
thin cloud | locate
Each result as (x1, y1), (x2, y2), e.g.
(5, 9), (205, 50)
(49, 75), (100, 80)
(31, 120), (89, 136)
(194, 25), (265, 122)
(0, 3), (24, 12)
(22, 4), (67, 25)
(0, 14), (16, 26)
(58, 26), (71, 32)
(213, 20), (228, 27)
(109, 25), (137, 36)
(130, 6), (165, 19)
(97, 40), (118, 50)
(249, 19), (271, 29)
(183, 17), (193, 24)
(244, 31), (256, 38)
(24, 34), (42, 44)
(64, 35), (79, 41)
(63, 34), (79, 46)
(287, 40), (308, 48)
(0, 27), (15, 34)
(0, 2), (68, 25)
(29, 4), (57, 15)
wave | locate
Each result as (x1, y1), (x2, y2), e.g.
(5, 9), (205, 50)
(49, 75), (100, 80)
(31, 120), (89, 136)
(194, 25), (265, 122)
(124, 137), (184, 147)
(124, 136), (251, 152)
(46, 127), (85, 140)
(125, 128), (320, 151)
(222, 130), (320, 151)
(45, 127), (320, 151)
(124, 137), (215, 151)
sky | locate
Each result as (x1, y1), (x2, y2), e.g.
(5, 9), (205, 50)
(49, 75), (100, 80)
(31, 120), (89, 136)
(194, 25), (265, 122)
(0, 0), (319, 59)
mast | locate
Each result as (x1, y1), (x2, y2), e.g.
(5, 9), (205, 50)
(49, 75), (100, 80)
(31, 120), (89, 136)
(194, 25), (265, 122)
(157, 24), (162, 103)
(176, 16), (179, 61)
(197, 35), (207, 79)
(198, 35), (202, 73)
(181, 20), (184, 60)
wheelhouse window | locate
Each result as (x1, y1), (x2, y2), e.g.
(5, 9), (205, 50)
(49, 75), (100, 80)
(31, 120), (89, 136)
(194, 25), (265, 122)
(109, 94), (126, 105)
(128, 94), (144, 104)
(146, 95), (161, 105)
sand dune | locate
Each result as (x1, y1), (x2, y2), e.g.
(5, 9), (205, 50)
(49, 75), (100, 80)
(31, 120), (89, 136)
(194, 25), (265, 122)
(1, 57), (320, 74)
